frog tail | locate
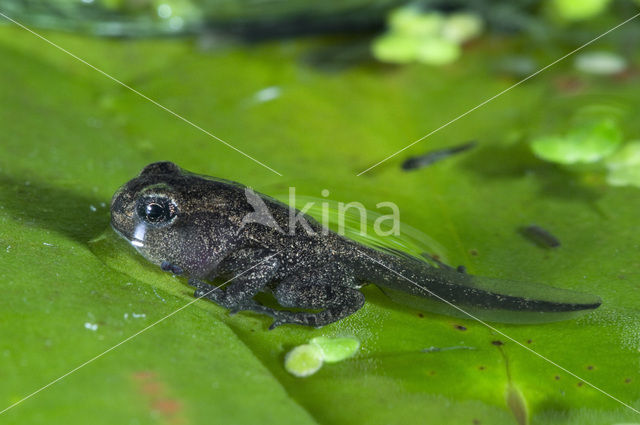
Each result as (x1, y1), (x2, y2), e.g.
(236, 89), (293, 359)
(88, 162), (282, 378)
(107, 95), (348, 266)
(354, 245), (602, 324)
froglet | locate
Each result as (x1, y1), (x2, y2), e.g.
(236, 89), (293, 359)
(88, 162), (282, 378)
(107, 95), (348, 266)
(110, 162), (601, 328)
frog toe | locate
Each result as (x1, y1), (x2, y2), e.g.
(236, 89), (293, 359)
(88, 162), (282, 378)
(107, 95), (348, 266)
(193, 287), (209, 298)
(268, 319), (286, 330)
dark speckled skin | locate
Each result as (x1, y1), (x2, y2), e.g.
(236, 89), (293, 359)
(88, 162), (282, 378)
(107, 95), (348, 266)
(110, 162), (601, 328)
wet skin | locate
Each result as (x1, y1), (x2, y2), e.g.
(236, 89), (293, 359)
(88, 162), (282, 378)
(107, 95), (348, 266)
(110, 162), (601, 328)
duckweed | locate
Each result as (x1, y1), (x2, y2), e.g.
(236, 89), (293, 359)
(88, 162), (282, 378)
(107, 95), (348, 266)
(284, 344), (324, 378)
(574, 52), (627, 75)
(310, 336), (360, 363)
(284, 337), (360, 377)
(372, 7), (482, 65)
(552, 0), (612, 21)
(605, 141), (640, 187)
(530, 119), (622, 164)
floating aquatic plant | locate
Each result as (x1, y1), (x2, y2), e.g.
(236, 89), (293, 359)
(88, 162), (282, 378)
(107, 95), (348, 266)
(284, 344), (325, 377)
(530, 107), (640, 189)
(574, 51), (627, 76)
(605, 141), (640, 188)
(530, 118), (622, 165)
(551, 0), (612, 21)
(284, 337), (360, 377)
(372, 7), (483, 66)
(310, 336), (360, 363)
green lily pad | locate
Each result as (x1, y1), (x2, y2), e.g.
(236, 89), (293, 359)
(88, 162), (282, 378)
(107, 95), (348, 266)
(0, 23), (639, 425)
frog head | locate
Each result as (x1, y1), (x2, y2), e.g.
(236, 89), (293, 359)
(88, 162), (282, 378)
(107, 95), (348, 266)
(110, 161), (224, 277)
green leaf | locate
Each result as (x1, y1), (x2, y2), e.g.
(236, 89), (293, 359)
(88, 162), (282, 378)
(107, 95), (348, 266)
(0, 24), (639, 425)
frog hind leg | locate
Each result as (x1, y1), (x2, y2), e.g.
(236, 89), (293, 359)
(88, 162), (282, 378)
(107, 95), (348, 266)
(191, 252), (364, 328)
(267, 274), (365, 329)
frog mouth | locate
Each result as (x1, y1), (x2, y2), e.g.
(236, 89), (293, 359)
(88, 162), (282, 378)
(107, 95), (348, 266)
(129, 223), (147, 248)
(110, 222), (145, 249)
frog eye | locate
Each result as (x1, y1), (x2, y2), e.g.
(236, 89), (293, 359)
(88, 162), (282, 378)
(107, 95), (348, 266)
(136, 197), (177, 225)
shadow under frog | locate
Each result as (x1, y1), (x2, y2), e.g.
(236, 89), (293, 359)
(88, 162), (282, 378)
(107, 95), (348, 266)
(110, 161), (602, 329)
(0, 172), (107, 244)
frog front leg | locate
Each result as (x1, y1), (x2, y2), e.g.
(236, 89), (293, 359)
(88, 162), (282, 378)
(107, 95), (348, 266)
(189, 249), (280, 312)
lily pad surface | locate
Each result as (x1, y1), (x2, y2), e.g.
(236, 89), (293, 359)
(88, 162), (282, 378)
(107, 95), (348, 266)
(0, 22), (639, 425)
